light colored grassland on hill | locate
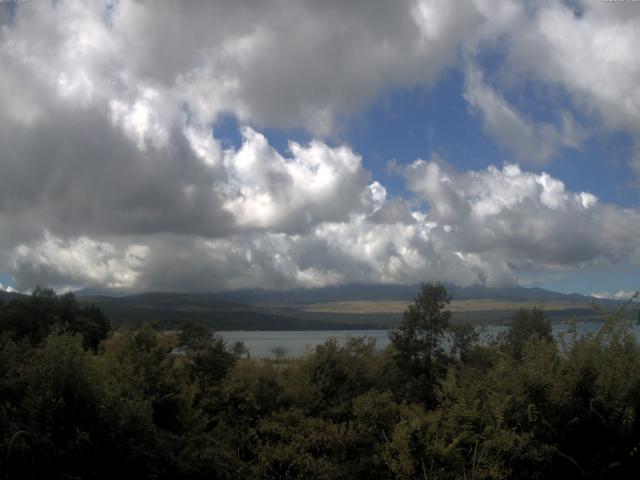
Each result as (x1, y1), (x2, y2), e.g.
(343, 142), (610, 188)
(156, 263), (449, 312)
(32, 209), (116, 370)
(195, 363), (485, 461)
(304, 299), (594, 315)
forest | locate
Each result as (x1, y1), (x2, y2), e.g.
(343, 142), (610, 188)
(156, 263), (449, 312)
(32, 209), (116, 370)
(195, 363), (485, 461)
(2, 284), (640, 479)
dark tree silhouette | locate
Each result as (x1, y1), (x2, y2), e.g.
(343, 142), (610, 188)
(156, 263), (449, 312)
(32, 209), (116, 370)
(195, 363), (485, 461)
(503, 306), (551, 360)
(389, 282), (451, 405)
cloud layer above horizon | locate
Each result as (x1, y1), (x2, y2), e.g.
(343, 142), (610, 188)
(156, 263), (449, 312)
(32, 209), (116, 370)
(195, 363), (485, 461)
(1, 0), (640, 293)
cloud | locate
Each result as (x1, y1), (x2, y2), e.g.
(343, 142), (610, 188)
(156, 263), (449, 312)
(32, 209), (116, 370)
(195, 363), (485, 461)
(8, 232), (148, 291)
(8, 159), (640, 293)
(0, 60), (374, 245)
(0, 0), (469, 245)
(592, 290), (639, 302)
(463, 66), (583, 163)
(222, 127), (372, 232)
(90, 0), (476, 136)
(404, 159), (640, 269)
(524, 2), (640, 134)
(0, 283), (17, 293)
(467, 0), (640, 173)
(1, 0), (640, 293)
(6, 219), (515, 292)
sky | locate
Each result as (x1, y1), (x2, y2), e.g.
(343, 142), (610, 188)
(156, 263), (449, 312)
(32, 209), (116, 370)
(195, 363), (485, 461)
(0, 0), (639, 298)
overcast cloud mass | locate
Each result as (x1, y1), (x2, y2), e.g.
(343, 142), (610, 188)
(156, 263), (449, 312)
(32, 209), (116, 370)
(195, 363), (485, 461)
(1, 0), (639, 293)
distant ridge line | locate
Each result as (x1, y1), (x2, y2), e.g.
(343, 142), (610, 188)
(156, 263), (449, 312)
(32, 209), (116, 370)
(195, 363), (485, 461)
(72, 283), (607, 304)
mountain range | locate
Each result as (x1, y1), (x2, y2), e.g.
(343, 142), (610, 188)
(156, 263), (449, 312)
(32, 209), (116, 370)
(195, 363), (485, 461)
(201, 283), (603, 305)
(2, 283), (627, 331)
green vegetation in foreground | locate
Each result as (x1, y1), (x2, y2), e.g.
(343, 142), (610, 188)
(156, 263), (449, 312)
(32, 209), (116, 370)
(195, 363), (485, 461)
(1, 284), (640, 479)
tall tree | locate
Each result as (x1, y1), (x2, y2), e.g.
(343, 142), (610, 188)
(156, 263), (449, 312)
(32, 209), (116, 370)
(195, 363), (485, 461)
(389, 282), (451, 405)
(503, 306), (551, 360)
(177, 323), (235, 394)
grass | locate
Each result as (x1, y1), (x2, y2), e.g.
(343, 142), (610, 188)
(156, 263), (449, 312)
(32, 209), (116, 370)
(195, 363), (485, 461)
(303, 299), (604, 315)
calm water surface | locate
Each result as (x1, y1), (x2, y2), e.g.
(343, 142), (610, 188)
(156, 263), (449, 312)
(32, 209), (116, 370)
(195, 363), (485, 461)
(220, 321), (640, 358)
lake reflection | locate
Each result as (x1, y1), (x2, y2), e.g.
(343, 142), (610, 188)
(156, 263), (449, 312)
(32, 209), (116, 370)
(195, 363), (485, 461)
(220, 321), (640, 358)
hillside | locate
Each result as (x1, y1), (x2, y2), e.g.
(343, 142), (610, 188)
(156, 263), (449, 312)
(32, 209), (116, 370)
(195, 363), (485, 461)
(78, 292), (383, 330)
(208, 283), (604, 305)
(2, 284), (628, 331)
(0, 290), (25, 304)
(72, 284), (629, 330)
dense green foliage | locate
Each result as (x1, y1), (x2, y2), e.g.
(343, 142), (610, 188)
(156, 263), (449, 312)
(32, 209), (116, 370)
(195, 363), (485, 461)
(0, 287), (111, 350)
(1, 284), (640, 479)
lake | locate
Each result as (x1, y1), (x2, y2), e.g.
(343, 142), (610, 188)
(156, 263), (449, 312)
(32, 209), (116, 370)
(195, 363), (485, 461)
(220, 321), (640, 358)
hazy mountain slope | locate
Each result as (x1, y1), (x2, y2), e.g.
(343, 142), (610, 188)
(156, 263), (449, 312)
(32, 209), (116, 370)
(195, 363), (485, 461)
(79, 293), (383, 330)
(0, 291), (26, 303)
(207, 283), (603, 305)
(0, 284), (618, 331)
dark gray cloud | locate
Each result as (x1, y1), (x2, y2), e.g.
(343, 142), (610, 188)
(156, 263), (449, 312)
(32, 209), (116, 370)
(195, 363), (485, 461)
(106, 0), (475, 134)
